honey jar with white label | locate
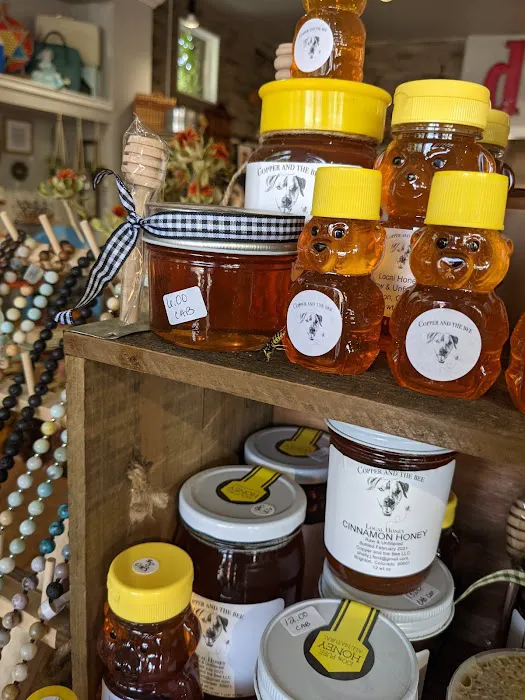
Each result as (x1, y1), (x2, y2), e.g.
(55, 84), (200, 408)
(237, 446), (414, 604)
(145, 204), (303, 352)
(284, 166), (385, 374)
(388, 171), (511, 400)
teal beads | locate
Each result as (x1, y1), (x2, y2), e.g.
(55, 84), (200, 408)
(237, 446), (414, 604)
(57, 504), (69, 520)
(37, 482), (53, 499)
(7, 492), (23, 508)
(48, 521), (64, 537)
(39, 538), (55, 555)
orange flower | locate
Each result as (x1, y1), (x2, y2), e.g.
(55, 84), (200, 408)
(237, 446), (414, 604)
(56, 168), (76, 180)
(200, 186), (213, 197)
(188, 181), (200, 196)
(175, 128), (200, 148)
(112, 205), (126, 217)
(211, 143), (229, 161)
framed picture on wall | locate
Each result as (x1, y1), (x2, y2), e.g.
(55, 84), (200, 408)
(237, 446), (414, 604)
(4, 119), (33, 155)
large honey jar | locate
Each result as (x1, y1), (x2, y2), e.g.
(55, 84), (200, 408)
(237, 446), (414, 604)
(291, 0), (367, 81)
(374, 80), (494, 330)
(98, 543), (202, 700)
(175, 465), (306, 700)
(284, 166), (386, 374)
(506, 314), (525, 413)
(145, 204), (303, 352)
(388, 171), (512, 400)
(324, 420), (455, 596)
(482, 108), (515, 189)
(245, 79), (391, 216)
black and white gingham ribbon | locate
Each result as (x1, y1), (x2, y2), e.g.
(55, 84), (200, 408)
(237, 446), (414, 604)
(55, 169), (304, 325)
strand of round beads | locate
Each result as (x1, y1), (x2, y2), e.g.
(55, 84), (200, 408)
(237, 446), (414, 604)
(100, 281), (122, 322)
(0, 250), (94, 486)
(0, 506), (70, 700)
(0, 396), (67, 581)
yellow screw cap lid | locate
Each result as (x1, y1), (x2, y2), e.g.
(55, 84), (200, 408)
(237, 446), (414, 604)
(107, 543), (193, 624)
(482, 109), (511, 149)
(312, 167), (382, 221)
(28, 688), (78, 700)
(425, 171), (509, 231)
(392, 79), (491, 130)
(259, 79), (391, 142)
(442, 491), (458, 530)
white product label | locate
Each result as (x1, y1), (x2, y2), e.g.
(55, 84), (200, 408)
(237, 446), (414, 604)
(280, 605), (326, 637)
(163, 286), (207, 326)
(42, 697), (61, 700)
(250, 503), (275, 516)
(132, 557), (159, 575)
(405, 309), (482, 382)
(245, 161), (320, 216)
(193, 593), (284, 698)
(287, 290), (342, 357)
(324, 446), (455, 577)
(372, 227), (416, 317)
(102, 681), (121, 699)
(404, 582), (440, 608)
(507, 609), (525, 648)
(294, 19), (334, 73)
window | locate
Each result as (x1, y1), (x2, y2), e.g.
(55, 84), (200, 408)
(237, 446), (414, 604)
(177, 21), (220, 104)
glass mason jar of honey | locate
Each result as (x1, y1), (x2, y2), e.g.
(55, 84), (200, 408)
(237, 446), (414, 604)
(175, 465), (306, 700)
(144, 204), (303, 352)
(482, 108), (515, 189)
(244, 425), (329, 598)
(374, 79), (494, 331)
(98, 543), (202, 700)
(291, 0), (367, 81)
(285, 166), (385, 374)
(245, 79), (391, 216)
(325, 420), (455, 596)
(388, 171), (512, 400)
(506, 314), (525, 413)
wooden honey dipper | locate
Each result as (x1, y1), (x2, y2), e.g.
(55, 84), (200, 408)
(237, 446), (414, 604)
(499, 492), (525, 644)
(275, 43), (293, 80)
(120, 134), (167, 324)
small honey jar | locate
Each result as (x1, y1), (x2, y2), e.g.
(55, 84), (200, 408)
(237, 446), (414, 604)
(145, 204), (303, 352)
(389, 171), (512, 400)
(506, 314), (525, 413)
(284, 166), (385, 374)
(482, 108), (515, 189)
(291, 0), (367, 81)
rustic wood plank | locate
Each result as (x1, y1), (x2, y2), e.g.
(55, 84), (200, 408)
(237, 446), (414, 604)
(66, 354), (272, 700)
(65, 325), (525, 465)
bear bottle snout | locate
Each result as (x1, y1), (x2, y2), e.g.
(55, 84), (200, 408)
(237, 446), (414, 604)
(313, 242), (328, 253)
(441, 256), (467, 270)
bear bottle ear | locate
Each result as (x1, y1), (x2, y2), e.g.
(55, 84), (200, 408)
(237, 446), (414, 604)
(502, 234), (514, 257)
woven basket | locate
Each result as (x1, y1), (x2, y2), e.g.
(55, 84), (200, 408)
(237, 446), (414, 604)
(134, 93), (178, 133)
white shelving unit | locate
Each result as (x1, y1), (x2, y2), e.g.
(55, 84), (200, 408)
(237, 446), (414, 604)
(0, 74), (113, 124)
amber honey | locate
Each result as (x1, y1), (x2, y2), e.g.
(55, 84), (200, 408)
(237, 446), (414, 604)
(146, 239), (296, 353)
(388, 172), (512, 401)
(285, 167), (385, 375)
(506, 314), (525, 412)
(374, 80), (495, 342)
(291, 0), (367, 81)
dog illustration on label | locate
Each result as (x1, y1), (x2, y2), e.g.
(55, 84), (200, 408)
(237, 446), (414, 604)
(265, 174), (307, 214)
(303, 35), (321, 61)
(300, 312), (325, 344)
(427, 332), (459, 366)
(368, 477), (409, 521)
(195, 608), (230, 649)
(392, 241), (410, 271)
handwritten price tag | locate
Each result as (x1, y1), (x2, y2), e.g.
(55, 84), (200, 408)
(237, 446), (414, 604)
(163, 286), (207, 326)
(281, 605), (325, 637)
(404, 582), (440, 608)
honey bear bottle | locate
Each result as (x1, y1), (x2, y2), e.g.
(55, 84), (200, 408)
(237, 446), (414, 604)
(482, 108), (515, 190)
(389, 171), (512, 400)
(506, 315), (525, 412)
(285, 166), (385, 374)
(98, 543), (202, 700)
(374, 80), (495, 329)
(291, 0), (366, 81)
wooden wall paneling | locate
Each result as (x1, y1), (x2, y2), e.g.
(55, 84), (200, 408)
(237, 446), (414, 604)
(66, 355), (272, 700)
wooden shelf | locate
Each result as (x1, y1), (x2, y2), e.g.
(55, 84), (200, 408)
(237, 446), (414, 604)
(0, 74), (113, 123)
(65, 322), (525, 466)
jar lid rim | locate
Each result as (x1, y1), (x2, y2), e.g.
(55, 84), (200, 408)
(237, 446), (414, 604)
(326, 420), (453, 456)
(143, 233), (297, 255)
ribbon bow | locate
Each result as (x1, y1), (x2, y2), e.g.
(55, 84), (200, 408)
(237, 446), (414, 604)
(55, 169), (166, 325)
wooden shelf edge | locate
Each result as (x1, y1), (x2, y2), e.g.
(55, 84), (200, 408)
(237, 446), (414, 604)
(0, 74), (113, 124)
(64, 324), (525, 465)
